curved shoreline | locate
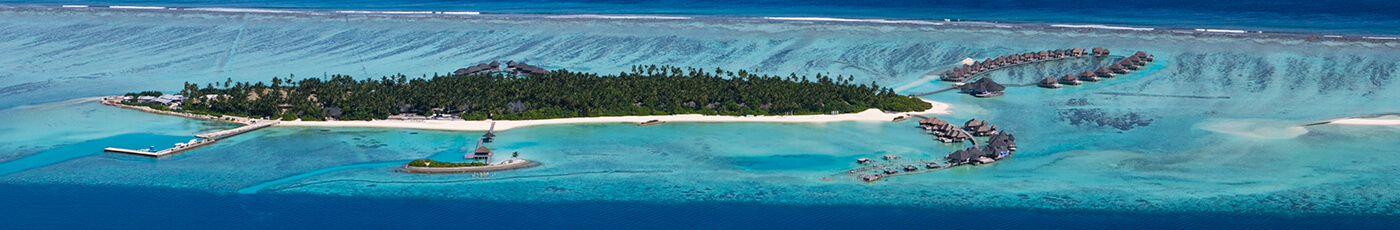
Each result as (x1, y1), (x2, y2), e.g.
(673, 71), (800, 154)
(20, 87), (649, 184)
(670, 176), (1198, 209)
(276, 99), (950, 132)
(404, 159), (539, 173)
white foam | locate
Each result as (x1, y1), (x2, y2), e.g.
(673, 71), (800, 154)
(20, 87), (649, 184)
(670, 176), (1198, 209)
(333, 10), (435, 15)
(1323, 35), (1343, 38)
(61, 5), (88, 8)
(109, 6), (166, 10)
(763, 17), (942, 25)
(379, 11), (435, 14)
(1363, 36), (1399, 40)
(546, 14), (692, 20)
(440, 11), (481, 15)
(184, 7), (301, 14)
(1050, 24), (1154, 31)
(1195, 28), (1247, 33)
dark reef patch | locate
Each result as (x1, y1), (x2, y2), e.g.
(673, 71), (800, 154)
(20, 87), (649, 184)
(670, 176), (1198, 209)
(1059, 108), (1154, 131)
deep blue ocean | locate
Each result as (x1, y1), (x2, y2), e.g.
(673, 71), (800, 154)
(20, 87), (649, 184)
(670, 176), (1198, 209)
(5, 0), (1400, 35)
(3, 0), (1400, 229)
(5, 184), (1397, 229)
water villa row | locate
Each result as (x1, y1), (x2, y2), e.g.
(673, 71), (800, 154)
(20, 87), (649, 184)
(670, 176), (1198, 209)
(941, 47), (1112, 82)
(452, 60), (548, 76)
(832, 117), (1017, 182)
(849, 131), (1018, 182)
(1040, 51), (1155, 88)
(917, 117), (1000, 143)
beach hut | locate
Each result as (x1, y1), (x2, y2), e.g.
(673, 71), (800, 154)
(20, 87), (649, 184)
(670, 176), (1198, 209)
(1038, 77), (1062, 88)
(1038, 51), (1051, 60)
(1133, 51), (1148, 59)
(1095, 67), (1115, 78)
(1059, 74), (1082, 85)
(489, 60), (500, 68)
(1071, 48), (1087, 56)
(506, 61), (517, 68)
(453, 68), (471, 75)
(1078, 70), (1100, 82)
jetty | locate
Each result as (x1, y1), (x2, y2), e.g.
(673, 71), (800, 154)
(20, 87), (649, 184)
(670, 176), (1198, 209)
(103, 121), (277, 157)
(99, 95), (279, 157)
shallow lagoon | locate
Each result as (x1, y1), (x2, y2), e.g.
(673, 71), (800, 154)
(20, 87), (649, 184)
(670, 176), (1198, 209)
(1, 7), (1399, 222)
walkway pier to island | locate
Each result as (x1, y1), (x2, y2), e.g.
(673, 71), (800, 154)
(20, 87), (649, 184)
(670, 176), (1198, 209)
(99, 96), (279, 157)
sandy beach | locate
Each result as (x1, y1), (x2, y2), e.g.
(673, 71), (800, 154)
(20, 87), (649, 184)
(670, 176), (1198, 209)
(276, 99), (950, 131)
(1328, 117), (1400, 126)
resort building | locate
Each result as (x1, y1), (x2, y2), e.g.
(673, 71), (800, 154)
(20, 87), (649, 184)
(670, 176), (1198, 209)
(959, 78), (1006, 97)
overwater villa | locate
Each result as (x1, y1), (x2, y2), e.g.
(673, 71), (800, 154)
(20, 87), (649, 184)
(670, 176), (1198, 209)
(1108, 63), (1128, 74)
(1059, 74), (1082, 85)
(1095, 67), (1116, 78)
(944, 132), (1017, 166)
(1078, 70), (1100, 82)
(1038, 77), (1062, 88)
(963, 118), (999, 136)
(1091, 47), (1110, 56)
(920, 117), (970, 143)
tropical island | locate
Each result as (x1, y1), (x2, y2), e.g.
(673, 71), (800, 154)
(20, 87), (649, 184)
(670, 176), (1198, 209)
(140, 64), (933, 122)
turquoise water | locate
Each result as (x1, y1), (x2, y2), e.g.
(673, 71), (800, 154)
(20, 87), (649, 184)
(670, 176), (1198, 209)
(1, 6), (1399, 225)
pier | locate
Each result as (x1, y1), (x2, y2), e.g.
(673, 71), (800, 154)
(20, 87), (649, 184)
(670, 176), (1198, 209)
(100, 95), (279, 157)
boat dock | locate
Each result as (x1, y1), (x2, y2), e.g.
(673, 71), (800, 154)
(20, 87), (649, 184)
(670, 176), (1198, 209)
(104, 121), (279, 158)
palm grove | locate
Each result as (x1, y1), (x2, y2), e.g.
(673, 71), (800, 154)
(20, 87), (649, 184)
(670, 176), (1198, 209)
(158, 65), (932, 121)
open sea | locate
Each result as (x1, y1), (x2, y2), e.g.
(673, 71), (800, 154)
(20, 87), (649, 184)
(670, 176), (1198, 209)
(2, 0), (1399, 229)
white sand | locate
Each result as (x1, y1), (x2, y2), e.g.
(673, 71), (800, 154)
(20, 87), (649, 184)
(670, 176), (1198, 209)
(1329, 118), (1400, 126)
(277, 99), (951, 131)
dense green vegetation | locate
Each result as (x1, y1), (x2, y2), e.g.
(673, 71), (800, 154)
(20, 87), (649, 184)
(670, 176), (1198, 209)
(407, 159), (487, 168)
(154, 65), (931, 121)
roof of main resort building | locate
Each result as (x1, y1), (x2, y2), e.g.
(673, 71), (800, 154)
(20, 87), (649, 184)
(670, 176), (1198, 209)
(960, 78), (1005, 93)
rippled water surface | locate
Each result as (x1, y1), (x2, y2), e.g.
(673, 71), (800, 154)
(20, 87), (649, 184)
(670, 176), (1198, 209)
(2, 5), (1399, 228)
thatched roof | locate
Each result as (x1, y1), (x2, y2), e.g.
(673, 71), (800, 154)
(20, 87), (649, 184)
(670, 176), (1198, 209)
(1080, 70), (1096, 78)
(1109, 63), (1125, 70)
(959, 78), (1005, 93)
(489, 60), (500, 68)
(1095, 67), (1112, 74)
(1039, 77), (1058, 84)
(453, 68), (471, 75)
(1061, 74), (1079, 81)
